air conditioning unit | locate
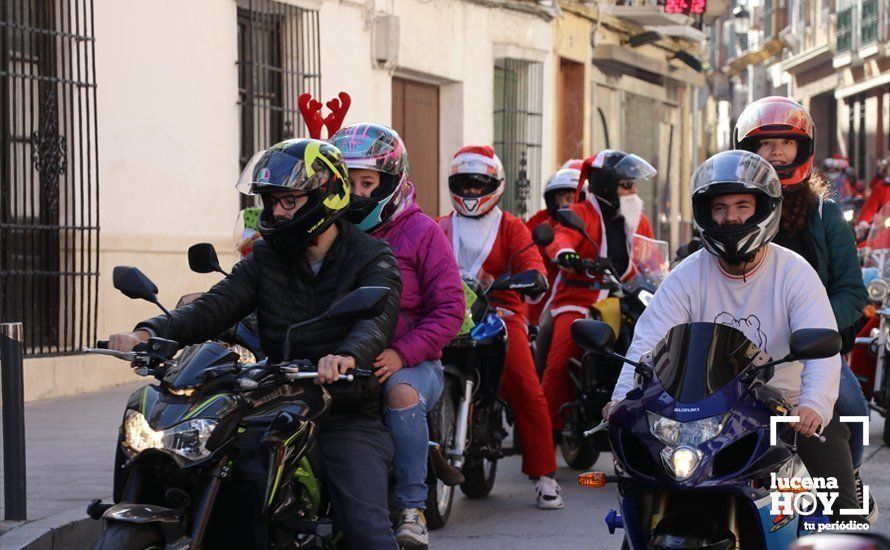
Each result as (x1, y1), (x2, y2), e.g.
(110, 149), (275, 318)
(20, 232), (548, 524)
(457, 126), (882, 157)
(373, 15), (400, 67)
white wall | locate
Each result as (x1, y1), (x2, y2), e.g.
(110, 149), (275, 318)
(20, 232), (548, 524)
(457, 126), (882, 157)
(95, 0), (241, 240)
(32, 0), (555, 398)
(318, 0), (553, 214)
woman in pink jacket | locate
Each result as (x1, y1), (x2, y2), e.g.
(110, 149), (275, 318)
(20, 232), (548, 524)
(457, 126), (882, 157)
(331, 123), (465, 548)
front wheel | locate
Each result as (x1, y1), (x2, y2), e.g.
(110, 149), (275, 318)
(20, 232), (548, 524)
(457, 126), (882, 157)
(459, 457), (498, 499)
(559, 430), (600, 470)
(92, 523), (164, 550)
(883, 375), (890, 446)
(425, 379), (459, 529)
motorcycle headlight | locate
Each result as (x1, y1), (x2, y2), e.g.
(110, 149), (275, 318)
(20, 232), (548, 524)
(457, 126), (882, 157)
(123, 410), (217, 461)
(868, 279), (889, 303)
(647, 412), (727, 447)
(660, 446), (701, 480)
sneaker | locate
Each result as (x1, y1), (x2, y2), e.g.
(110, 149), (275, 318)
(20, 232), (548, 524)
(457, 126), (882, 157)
(855, 471), (879, 525)
(535, 476), (565, 510)
(395, 508), (428, 548)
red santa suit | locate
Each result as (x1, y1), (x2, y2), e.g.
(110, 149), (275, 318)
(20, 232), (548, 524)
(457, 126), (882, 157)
(525, 209), (558, 325)
(859, 177), (890, 225)
(439, 208), (557, 477)
(540, 195), (653, 431)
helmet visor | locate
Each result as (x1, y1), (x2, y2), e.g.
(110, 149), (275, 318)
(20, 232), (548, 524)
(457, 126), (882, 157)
(449, 173), (500, 198)
(691, 151), (781, 198)
(611, 154), (657, 191)
(236, 148), (336, 195)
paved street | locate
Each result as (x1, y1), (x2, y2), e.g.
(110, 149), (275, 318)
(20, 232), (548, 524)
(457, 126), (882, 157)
(1, 382), (889, 548)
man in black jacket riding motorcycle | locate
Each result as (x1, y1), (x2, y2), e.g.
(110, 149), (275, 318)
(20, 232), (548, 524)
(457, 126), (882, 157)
(107, 138), (403, 549)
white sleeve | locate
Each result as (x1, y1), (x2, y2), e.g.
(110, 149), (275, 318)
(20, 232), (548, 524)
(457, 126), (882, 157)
(611, 270), (693, 401)
(786, 263), (841, 426)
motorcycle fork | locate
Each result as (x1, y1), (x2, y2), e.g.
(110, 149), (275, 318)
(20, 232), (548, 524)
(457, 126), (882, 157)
(189, 455), (230, 548)
(451, 379), (475, 469)
(875, 316), (888, 399)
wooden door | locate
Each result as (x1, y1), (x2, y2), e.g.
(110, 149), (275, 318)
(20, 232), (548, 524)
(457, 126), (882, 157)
(392, 78), (440, 215)
(557, 58), (584, 164)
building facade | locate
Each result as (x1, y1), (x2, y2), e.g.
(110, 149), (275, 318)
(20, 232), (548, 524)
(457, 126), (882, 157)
(2, 0), (705, 399)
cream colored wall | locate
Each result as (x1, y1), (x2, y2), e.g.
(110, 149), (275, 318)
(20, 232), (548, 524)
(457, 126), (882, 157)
(23, 0), (558, 400)
(25, 0), (244, 400)
(319, 0), (554, 215)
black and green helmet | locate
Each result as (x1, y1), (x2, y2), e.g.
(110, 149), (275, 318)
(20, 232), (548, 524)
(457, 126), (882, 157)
(236, 138), (351, 255)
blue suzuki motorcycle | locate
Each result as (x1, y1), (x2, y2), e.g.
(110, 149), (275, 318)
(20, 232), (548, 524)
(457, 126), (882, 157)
(572, 320), (841, 549)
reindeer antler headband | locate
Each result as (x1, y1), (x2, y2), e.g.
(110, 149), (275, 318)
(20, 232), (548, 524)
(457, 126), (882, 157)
(298, 91), (351, 139)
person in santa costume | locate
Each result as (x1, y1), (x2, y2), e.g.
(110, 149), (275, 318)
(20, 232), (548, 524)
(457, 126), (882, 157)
(438, 145), (564, 510)
(525, 159), (586, 326)
(541, 149), (656, 435)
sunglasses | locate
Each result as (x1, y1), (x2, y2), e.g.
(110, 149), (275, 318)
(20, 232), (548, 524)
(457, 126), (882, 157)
(617, 180), (637, 190)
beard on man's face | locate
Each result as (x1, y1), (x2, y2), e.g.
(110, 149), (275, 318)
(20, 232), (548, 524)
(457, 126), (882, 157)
(718, 219), (744, 229)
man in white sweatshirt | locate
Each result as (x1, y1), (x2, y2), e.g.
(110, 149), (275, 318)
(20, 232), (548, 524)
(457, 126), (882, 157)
(607, 149), (859, 519)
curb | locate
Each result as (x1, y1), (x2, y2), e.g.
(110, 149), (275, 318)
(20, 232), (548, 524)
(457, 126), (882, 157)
(0, 499), (108, 550)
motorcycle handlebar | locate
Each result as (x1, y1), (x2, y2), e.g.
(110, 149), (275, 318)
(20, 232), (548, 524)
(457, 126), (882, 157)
(96, 340), (109, 349)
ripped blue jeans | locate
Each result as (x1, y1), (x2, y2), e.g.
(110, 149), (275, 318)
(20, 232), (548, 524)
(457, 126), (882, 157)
(383, 360), (444, 510)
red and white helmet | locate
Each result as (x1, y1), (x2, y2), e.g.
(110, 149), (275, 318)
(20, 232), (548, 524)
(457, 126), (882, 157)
(733, 96), (815, 186)
(448, 145), (505, 217)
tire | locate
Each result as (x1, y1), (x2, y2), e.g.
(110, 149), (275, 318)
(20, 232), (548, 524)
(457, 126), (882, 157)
(425, 379), (459, 529)
(560, 430), (600, 470)
(92, 523), (164, 550)
(883, 380), (890, 446)
(459, 457), (498, 499)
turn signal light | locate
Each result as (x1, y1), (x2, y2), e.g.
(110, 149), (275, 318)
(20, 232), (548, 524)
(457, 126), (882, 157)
(865, 304), (877, 318)
(578, 471), (606, 488)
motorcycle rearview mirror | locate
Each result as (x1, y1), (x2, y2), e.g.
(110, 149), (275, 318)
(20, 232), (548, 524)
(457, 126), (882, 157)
(328, 286), (390, 320)
(557, 208), (586, 234)
(571, 319), (616, 351)
(557, 208), (601, 252)
(282, 286), (390, 359)
(531, 224), (554, 248)
(571, 319), (652, 378)
(188, 243), (228, 276)
(112, 266), (172, 316)
(748, 328), (843, 377)
(789, 328), (842, 360)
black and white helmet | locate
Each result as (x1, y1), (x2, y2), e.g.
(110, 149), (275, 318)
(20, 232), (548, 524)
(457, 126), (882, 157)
(691, 150), (782, 263)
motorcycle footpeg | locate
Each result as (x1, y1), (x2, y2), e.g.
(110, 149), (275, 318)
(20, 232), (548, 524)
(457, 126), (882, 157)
(86, 499), (114, 520)
(428, 443), (465, 486)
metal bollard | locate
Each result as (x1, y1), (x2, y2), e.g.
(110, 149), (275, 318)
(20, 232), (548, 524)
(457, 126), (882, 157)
(1, 322), (26, 521)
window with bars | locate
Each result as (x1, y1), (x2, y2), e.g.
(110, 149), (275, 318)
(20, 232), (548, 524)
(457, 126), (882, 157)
(236, 0), (321, 208)
(762, 0), (774, 38)
(836, 0), (854, 52)
(860, 0), (879, 45)
(1, 0), (100, 357)
(493, 58), (543, 219)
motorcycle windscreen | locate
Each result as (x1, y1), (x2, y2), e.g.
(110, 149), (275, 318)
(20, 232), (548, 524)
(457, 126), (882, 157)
(650, 322), (763, 403)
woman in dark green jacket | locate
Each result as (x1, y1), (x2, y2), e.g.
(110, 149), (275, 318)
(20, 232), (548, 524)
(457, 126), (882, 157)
(735, 96), (873, 522)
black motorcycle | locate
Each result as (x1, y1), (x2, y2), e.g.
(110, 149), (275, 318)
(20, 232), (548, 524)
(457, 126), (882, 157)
(425, 225), (553, 524)
(540, 209), (666, 469)
(86, 265), (389, 549)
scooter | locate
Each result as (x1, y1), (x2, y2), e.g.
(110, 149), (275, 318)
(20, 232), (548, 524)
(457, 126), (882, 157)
(85, 264), (389, 549)
(573, 319), (841, 549)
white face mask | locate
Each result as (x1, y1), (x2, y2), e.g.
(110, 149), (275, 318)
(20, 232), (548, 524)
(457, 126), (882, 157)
(619, 193), (644, 233)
